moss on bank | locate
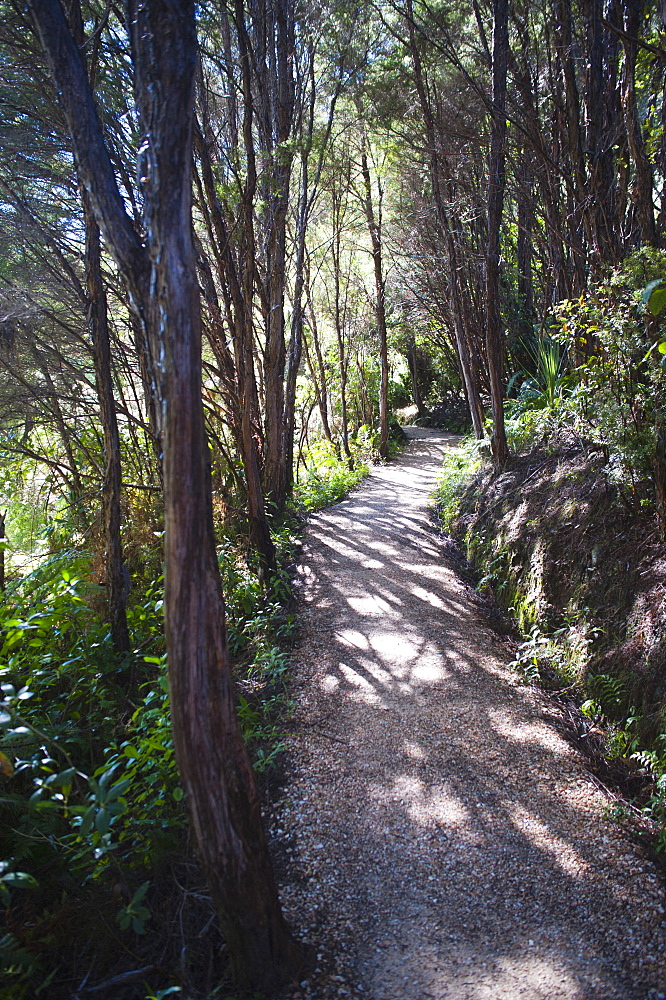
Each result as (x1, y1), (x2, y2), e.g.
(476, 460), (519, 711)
(435, 438), (666, 746)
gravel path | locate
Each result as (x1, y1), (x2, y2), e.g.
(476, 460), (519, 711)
(275, 428), (666, 1000)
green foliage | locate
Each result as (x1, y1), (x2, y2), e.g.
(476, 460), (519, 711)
(116, 880), (151, 934)
(294, 437), (370, 511)
(508, 618), (600, 687)
(507, 335), (573, 413)
(503, 408), (560, 454)
(554, 247), (666, 491)
(433, 437), (481, 529)
(0, 511), (300, 988)
(588, 673), (627, 719)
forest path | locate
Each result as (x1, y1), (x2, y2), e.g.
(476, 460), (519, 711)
(276, 428), (665, 1000)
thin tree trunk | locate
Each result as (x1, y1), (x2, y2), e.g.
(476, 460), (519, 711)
(193, 123), (275, 575)
(516, 156), (535, 341)
(34, 352), (86, 500)
(360, 143), (390, 459)
(83, 191), (130, 655)
(258, 0), (294, 512)
(331, 217), (353, 467)
(283, 132), (311, 496)
(0, 512), (6, 592)
(585, 0), (620, 264)
(486, 0), (509, 470)
(622, 0), (656, 245)
(407, 336), (426, 418)
(303, 291), (333, 443)
(405, 0), (485, 437)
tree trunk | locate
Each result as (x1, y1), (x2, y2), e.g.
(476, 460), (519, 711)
(583, 0), (620, 264)
(331, 214), (353, 467)
(193, 121), (276, 576)
(28, 0), (302, 987)
(303, 292), (334, 443)
(485, 0), (510, 470)
(516, 156), (535, 341)
(405, 0), (485, 437)
(360, 144), (390, 459)
(83, 191), (130, 656)
(255, 0), (295, 512)
(0, 512), (6, 592)
(655, 423), (666, 542)
(621, 0), (656, 245)
(407, 336), (426, 418)
(283, 128), (311, 497)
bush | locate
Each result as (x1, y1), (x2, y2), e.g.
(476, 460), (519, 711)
(554, 247), (666, 495)
(294, 437), (370, 511)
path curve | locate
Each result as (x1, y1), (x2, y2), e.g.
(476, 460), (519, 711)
(276, 428), (666, 1000)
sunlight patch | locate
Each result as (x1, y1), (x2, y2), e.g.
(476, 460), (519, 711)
(403, 739), (426, 760)
(376, 774), (471, 830)
(410, 584), (447, 610)
(369, 632), (419, 660)
(488, 711), (570, 756)
(338, 662), (382, 705)
(411, 659), (448, 682)
(505, 801), (589, 877)
(347, 595), (397, 616)
(336, 629), (371, 650)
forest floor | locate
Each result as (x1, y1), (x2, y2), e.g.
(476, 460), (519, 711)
(272, 427), (666, 1000)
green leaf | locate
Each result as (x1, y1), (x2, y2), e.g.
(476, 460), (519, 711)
(658, 342), (666, 354)
(106, 778), (131, 800)
(95, 807), (110, 834)
(131, 881), (150, 904)
(79, 805), (96, 836)
(1, 870), (38, 889)
(48, 767), (76, 787)
(97, 764), (120, 790)
(648, 284), (666, 316)
(172, 786), (184, 802)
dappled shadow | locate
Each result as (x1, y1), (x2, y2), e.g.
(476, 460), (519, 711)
(284, 428), (666, 999)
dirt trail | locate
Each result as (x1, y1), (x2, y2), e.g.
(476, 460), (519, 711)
(275, 428), (666, 1000)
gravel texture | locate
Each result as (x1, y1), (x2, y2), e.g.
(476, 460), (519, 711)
(273, 428), (666, 1000)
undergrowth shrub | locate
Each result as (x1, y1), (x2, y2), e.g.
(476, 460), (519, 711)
(294, 437), (370, 511)
(433, 436), (481, 528)
(0, 519), (301, 995)
(555, 247), (666, 497)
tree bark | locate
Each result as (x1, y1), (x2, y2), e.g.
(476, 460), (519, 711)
(407, 336), (426, 418)
(254, 0), (295, 512)
(360, 144), (390, 460)
(485, 0), (510, 470)
(621, 0), (656, 245)
(83, 191), (130, 656)
(0, 512), (6, 592)
(193, 122), (276, 576)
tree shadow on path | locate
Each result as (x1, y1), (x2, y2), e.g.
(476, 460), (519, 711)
(283, 428), (666, 1000)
